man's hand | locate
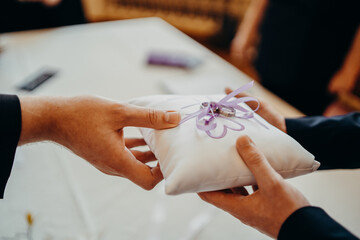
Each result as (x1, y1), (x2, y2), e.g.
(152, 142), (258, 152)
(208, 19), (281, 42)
(198, 136), (310, 238)
(18, 95), (180, 190)
(225, 88), (286, 133)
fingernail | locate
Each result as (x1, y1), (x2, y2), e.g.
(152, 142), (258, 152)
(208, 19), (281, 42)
(165, 111), (180, 124)
(237, 135), (252, 147)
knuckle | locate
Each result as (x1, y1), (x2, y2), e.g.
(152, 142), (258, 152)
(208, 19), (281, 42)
(267, 177), (284, 191)
(112, 103), (127, 123)
(245, 149), (263, 165)
(147, 109), (159, 127)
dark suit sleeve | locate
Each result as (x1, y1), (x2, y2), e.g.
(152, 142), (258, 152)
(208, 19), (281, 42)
(285, 112), (360, 170)
(0, 94), (22, 199)
(278, 206), (359, 240)
(279, 113), (360, 239)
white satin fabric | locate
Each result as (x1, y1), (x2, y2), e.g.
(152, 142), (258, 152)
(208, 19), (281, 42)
(130, 95), (320, 195)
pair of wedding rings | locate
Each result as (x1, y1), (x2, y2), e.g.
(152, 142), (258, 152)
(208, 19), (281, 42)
(200, 102), (236, 117)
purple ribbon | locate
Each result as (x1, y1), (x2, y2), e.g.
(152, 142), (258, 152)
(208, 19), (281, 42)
(180, 81), (267, 139)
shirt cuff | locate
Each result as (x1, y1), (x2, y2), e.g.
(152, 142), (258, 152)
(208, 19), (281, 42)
(278, 206), (359, 240)
(0, 94), (22, 198)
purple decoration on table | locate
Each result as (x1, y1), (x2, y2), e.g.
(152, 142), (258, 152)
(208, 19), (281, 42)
(180, 81), (268, 139)
(147, 52), (202, 69)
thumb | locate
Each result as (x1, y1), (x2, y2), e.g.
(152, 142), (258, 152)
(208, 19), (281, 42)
(120, 104), (181, 129)
(236, 135), (281, 188)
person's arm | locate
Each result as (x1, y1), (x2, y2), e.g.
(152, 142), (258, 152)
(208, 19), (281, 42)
(279, 206), (358, 240)
(328, 27), (360, 94)
(231, 0), (268, 63)
(286, 112), (360, 170)
(0, 95), (180, 198)
(198, 136), (359, 239)
(0, 95), (22, 199)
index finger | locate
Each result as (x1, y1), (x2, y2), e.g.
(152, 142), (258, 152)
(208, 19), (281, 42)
(198, 191), (245, 212)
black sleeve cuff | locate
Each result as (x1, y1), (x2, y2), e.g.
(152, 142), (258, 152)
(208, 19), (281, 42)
(0, 94), (22, 198)
(285, 113), (360, 170)
(278, 206), (359, 240)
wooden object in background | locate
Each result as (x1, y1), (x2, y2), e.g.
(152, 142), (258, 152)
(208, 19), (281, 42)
(81, 0), (250, 39)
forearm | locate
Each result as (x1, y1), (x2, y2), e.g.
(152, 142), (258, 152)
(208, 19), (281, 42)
(236, 0), (268, 39)
(341, 27), (360, 79)
(279, 207), (359, 240)
(286, 113), (360, 169)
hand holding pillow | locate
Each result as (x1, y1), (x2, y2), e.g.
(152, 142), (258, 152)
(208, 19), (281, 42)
(19, 95), (180, 190)
(130, 87), (319, 195)
(199, 135), (310, 238)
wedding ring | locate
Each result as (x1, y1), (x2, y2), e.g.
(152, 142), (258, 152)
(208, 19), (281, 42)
(220, 106), (236, 117)
(200, 102), (236, 117)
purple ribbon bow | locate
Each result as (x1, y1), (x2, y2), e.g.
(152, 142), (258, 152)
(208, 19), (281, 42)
(180, 81), (267, 139)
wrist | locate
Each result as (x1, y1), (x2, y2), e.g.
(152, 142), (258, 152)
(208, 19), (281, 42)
(18, 96), (60, 145)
